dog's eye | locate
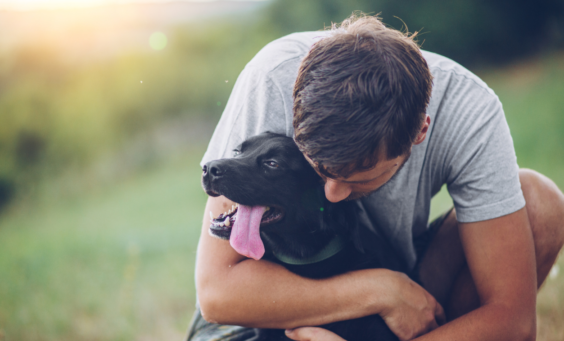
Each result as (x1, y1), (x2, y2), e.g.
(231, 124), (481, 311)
(232, 150), (241, 157)
(265, 161), (279, 168)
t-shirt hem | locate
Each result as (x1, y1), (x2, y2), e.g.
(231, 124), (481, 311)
(455, 191), (526, 223)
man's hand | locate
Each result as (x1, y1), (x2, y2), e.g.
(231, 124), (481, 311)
(379, 272), (445, 341)
(285, 327), (345, 341)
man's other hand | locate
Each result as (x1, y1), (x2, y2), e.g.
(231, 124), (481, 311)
(285, 327), (345, 341)
(379, 271), (446, 341)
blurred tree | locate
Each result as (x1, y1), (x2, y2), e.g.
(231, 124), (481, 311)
(0, 178), (14, 211)
(263, 0), (564, 66)
(0, 15), (275, 207)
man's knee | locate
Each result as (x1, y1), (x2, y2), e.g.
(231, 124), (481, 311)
(519, 168), (564, 271)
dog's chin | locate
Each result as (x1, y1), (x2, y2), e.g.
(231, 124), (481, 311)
(203, 187), (221, 197)
(201, 178), (222, 197)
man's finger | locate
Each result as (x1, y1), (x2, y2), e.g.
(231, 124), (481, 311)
(285, 327), (345, 341)
(435, 301), (446, 326)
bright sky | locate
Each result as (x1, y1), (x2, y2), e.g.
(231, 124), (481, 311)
(0, 0), (258, 11)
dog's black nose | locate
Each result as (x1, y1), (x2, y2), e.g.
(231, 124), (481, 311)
(210, 164), (224, 177)
(203, 160), (225, 181)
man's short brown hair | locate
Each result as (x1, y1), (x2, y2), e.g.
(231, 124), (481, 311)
(293, 13), (433, 178)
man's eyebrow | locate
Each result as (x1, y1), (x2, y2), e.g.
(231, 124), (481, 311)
(339, 164), (398, 184)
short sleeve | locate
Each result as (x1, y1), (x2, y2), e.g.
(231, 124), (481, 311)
(200, 66), (290, 167)
(200, 32), (327, 167)
(443, 89), (525, 223)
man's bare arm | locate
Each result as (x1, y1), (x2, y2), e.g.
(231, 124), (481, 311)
(196, 196), (444, 336)
(412, 207), (537, 341)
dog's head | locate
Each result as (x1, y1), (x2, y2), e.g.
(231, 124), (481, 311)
(202, 132), (354, 260)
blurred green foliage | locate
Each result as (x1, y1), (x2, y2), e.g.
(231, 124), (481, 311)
(0, 16), (277, 208)
(1, 0), (563, 210)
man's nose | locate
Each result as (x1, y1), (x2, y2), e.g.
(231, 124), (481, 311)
(324, 179), (352, 203)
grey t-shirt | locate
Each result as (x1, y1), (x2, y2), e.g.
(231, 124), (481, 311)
(201, 31), (525, 270)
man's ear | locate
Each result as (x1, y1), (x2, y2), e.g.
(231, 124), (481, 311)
(414, 115), (431, 145)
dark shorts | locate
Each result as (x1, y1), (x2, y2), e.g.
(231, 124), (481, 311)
(186, 209), (454, 341)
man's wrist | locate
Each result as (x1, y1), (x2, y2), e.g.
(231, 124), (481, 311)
(334, 268), (400, 318)
(364, 268), (399, 316)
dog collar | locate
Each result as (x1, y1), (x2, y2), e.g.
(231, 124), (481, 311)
(271, 235), (346, 265)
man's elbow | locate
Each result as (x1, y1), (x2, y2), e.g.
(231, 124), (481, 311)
(502, 305), (536, 341)
(482, 302), (536, 341)
(198, 296), (222, 324)
(515, 303), (537, 341)
(197, 282), (232, 324)
(515, 316), (536, 341)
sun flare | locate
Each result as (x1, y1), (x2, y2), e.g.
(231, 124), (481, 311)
(0, 0), (203, 11)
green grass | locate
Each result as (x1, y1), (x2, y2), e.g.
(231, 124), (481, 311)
(0, 152), (208, 341)
(1, 54), (564, 341)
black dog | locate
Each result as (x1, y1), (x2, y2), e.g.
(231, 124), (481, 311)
(202, 132), (406, 341)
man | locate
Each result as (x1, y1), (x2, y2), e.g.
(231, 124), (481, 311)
(188, 14), (564, 341)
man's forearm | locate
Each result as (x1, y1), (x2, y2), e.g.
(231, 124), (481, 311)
(197, 253), (393, 329)
(196, 196), (392, 328)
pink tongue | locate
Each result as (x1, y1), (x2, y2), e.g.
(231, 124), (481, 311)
(230, 205), (266, 260)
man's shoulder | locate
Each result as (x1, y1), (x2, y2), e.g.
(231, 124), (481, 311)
(423, 50), (496, 98)
(245, 31), (330, 75)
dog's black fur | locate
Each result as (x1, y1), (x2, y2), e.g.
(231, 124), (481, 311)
(202, 132), (407, 341)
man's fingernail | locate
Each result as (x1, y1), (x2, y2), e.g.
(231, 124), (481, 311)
(285, 329), (294, 335)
